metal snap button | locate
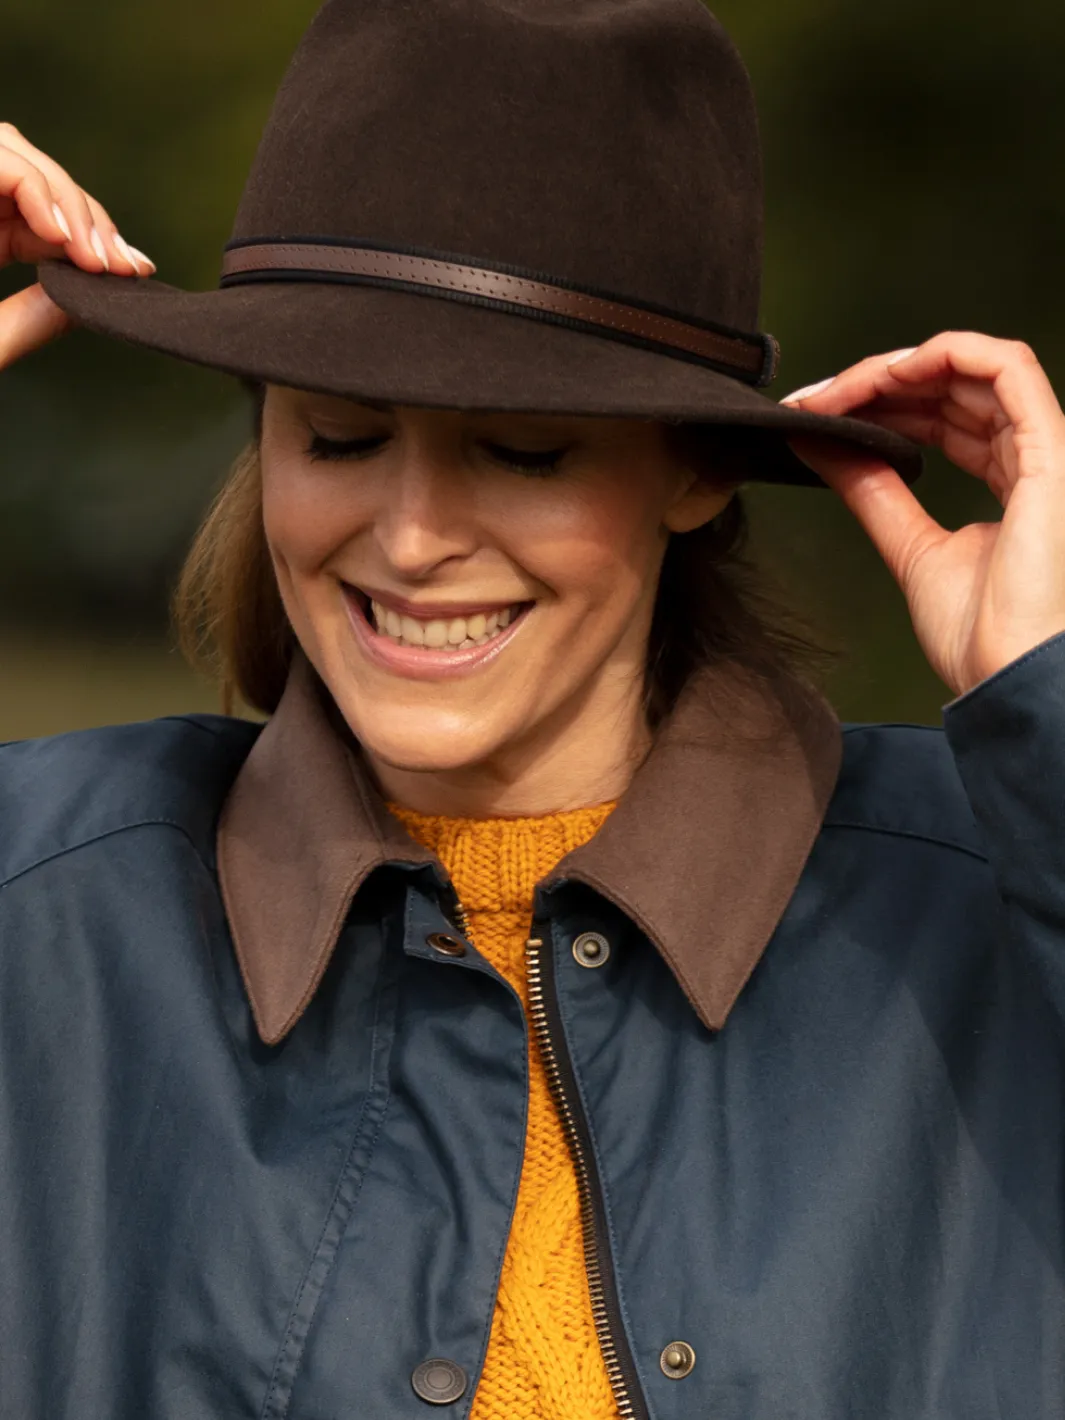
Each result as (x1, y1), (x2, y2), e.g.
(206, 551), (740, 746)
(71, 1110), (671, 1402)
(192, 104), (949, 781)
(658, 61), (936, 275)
(426, 932), (467, 959)
(572, 931), (611, 968)
(660, 1340), (696, 1379)
(412, 1358), (469, 1404)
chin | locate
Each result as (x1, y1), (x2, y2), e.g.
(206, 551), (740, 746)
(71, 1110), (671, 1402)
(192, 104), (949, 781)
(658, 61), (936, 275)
(361, 730), (503, 777)
(339, 700), (511, 776)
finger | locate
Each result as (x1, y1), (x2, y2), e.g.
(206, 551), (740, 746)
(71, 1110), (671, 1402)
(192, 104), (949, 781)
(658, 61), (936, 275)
(789, 366), (1010, 445)
(0, 282), (70, 368)
(0, 124), (111, 272)
(0, 194), (68, 264)
(858, 408), (1019, 505)
(80, 192), (140, 274)
(788, 434), (947, 593)
(858, 378), (1009, 434)
(839, 397), (995, 461)
(0, 139), (69, 254)
(0, 124), (151, 275)
(780, 347), (918, 409)
(806, 333), (1065, 446)
(0, 127), (155, 277)
(857, 406), (1003, 477)
(886, 333), (1065, 447)
(940, 386), (1001, 437)
(4, 222), (69, 264)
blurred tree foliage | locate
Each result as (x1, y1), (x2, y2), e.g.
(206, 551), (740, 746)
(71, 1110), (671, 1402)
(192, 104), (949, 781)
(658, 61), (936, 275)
(1, 0), (1062, 720)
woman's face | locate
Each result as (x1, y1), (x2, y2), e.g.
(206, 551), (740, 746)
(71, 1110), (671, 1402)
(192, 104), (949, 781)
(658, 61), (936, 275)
(260, 386), (733, 785)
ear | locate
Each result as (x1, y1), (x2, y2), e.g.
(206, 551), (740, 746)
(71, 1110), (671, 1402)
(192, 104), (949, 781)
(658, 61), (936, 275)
(663, 473), (738, 534)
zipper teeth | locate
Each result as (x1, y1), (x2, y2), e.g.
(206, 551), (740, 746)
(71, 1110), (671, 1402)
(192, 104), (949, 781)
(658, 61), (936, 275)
(526, 936), (637, 1420)
(453, 900), (473, 941)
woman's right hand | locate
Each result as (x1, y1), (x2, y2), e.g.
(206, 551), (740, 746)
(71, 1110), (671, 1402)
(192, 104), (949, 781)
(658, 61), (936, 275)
(0, 122), (153, 371)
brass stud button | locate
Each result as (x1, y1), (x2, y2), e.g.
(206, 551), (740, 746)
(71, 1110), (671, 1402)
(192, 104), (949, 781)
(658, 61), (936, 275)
(660, 1340), (696, 1379)
(572, 931), (611, 968)
(426, 932), (467, 958)
(411, 1357), (469, 1404)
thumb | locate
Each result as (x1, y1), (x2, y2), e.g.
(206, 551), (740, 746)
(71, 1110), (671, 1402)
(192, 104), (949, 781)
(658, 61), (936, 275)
(788, 433), (944, 591)
(0, 282), (71, 369)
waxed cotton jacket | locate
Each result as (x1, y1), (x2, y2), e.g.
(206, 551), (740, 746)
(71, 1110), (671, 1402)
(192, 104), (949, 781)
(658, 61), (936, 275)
(2, 633), (1065, 1420)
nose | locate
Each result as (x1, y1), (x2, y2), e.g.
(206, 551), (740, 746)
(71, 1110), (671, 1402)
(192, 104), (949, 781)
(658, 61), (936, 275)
(372, 438), (476, 579)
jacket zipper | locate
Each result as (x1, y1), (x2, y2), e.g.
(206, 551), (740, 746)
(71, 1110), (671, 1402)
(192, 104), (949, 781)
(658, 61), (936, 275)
(525, 927), (649, 1420)
(448, 893), (648, 1419)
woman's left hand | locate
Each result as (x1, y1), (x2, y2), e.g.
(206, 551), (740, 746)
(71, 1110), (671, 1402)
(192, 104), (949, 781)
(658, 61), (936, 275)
(783, 332), (1065, 698)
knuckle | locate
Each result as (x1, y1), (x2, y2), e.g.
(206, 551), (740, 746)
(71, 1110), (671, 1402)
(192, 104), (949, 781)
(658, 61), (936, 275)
(0, 120), (20, 139)
(1009, 339), (1038, 365)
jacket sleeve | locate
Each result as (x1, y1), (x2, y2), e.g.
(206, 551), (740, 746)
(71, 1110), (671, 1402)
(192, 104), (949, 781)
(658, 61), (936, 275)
(943, 629), (1065, 1026)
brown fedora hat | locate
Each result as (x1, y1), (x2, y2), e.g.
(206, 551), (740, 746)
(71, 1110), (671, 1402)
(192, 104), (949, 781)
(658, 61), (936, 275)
(39, 0), (921, 489)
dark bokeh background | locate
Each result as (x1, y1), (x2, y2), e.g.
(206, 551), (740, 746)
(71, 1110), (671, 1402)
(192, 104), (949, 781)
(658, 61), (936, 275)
(1, 0), (1061, 736)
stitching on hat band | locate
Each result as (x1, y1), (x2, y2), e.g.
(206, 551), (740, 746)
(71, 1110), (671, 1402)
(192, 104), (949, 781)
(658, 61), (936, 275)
(219, 240), (780, 386)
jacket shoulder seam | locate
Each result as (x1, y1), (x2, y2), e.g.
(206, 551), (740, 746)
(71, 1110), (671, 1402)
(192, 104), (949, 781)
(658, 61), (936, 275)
(822, 817), (988, 864)
(0, 818), (214, 892)
(158, 713), (262, 739)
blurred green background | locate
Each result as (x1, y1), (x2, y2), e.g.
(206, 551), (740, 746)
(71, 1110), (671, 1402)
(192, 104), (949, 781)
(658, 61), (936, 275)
(1, 0), (1061, 739)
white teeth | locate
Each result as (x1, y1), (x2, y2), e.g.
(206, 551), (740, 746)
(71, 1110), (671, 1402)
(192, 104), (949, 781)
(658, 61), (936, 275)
(368, 600), (523, 649)
(423, 619), (448, 648)
(400, 615), (425, 646)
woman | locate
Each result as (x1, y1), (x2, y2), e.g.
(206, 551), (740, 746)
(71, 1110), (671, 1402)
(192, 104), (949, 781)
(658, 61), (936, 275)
(2, 1), (1064, 1417)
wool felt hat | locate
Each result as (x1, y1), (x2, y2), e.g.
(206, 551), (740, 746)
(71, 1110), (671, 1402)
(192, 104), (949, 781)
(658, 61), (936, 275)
(39, 0), (922, 489)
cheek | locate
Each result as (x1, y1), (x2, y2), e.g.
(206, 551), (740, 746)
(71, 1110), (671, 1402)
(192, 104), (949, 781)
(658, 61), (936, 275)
(261, 454), (364, 576)
(504, 477), (667, 611)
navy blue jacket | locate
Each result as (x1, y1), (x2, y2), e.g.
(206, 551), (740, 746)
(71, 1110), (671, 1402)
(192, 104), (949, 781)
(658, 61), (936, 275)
(2, 635), (1064, 1419)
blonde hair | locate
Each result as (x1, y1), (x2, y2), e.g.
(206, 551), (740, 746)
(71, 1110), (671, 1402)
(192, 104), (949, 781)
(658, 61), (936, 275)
(174, 443), (294, 715)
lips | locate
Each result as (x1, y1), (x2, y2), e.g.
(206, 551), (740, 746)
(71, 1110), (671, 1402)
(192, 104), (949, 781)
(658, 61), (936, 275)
(343, 585), (532, 680)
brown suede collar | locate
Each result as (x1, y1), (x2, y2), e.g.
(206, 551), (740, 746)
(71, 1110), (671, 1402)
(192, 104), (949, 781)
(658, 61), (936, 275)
(218, 653), (843, 1046)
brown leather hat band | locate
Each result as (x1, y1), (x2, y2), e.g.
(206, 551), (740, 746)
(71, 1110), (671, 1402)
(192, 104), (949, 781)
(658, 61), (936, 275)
(220, 240), (779, 386)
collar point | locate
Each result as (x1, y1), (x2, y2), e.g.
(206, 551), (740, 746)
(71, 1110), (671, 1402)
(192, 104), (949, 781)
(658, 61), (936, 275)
(252, 1000), (302, 1047)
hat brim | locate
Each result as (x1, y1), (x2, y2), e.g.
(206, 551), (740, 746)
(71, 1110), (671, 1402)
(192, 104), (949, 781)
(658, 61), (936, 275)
(39, 260), (922, 489)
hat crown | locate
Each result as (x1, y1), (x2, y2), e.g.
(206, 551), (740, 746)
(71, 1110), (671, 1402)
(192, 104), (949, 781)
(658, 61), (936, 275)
(232, 0), (764, 332)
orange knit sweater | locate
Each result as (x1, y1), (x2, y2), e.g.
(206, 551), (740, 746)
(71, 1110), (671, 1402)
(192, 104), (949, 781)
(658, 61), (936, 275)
(389, 803), (621, 1420)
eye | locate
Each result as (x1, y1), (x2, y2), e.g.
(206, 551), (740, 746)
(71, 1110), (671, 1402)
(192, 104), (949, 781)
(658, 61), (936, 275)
(482, 440), (568, 475)
(307, 432), (388, 462)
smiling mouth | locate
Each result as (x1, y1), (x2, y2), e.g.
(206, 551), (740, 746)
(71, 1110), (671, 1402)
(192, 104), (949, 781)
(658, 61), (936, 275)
(351, 591), (531, 653)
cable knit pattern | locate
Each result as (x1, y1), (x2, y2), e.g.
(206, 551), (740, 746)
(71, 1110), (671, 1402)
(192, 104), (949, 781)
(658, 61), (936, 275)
(389, 802), (620, 1420)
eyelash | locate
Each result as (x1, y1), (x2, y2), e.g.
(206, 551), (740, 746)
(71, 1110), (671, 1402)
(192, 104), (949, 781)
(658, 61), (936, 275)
(307, 433), (567, 475)
(308, 434), (385, 462)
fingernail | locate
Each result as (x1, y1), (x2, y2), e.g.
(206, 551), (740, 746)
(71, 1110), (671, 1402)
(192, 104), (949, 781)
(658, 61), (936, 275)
(89, 226), (110, 271)
(781, 376), (836, 405)
(51, 203), (72, 242)
(113, 234), (140, 273)
(886, 347), (919, 367)
(127, 245), (156, 273)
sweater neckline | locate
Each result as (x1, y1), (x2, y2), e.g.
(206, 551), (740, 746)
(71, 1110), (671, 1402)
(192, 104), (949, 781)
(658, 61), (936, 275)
(388, 801), (617, 915)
